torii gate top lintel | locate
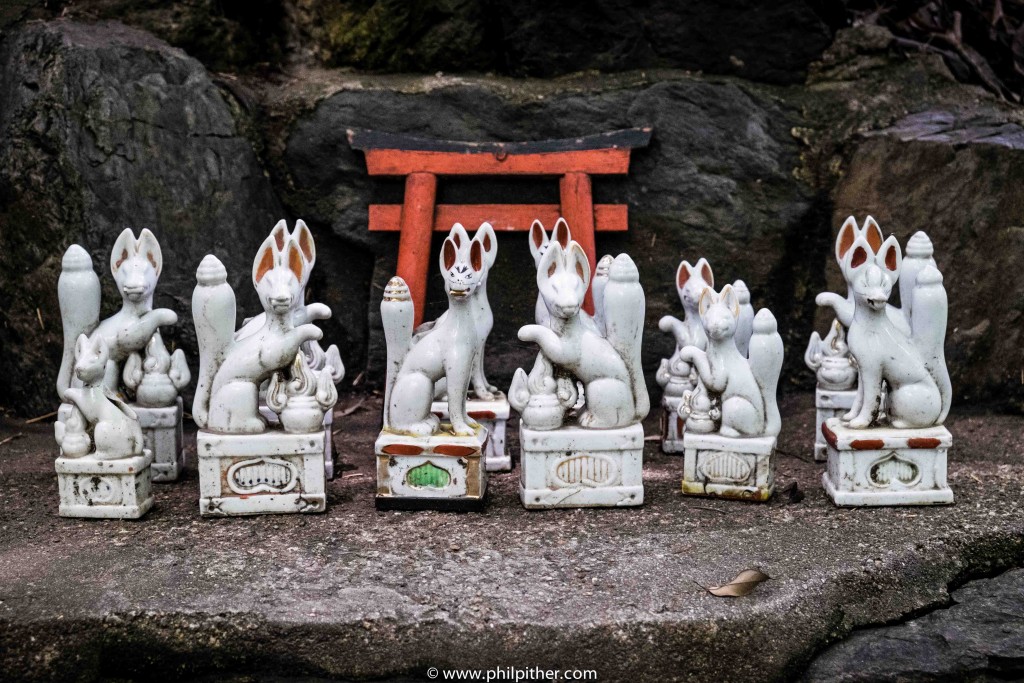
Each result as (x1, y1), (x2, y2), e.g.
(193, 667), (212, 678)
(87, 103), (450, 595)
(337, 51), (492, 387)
(348, 126), (652, 325)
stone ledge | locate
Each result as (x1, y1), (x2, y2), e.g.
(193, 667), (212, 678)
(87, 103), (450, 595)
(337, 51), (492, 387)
(0, 394), (1021, 682)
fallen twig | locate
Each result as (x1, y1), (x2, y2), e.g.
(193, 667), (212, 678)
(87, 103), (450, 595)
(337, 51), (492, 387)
(0, 433), (24, 447)
(25, 410), (57, 424)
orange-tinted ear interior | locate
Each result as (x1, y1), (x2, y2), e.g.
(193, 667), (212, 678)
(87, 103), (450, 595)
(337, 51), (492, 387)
(115, 249), (129, 270)
(698, 288), (713, 316)
(553, 220), (570, 247)
(470, 241), (483, 271)
(838, 223), (856, 261)
(255, 245), (275, 283)
(884, 245), (898, 271)
(575, 260), (586, 280)
(865, 220), (883, 253)
(452, 232), (462, 248)
(700, 262), (713, 287)
(850, 246), (868, 268)
(483, 232), (492, 251)
(272, 224), (287, 251)
(443, 240), (457, 270)
(530, 222), (545, 249)
(297, 226), (314, 262)
(677, 262), (691, 289)
(287, 242), (304, 281)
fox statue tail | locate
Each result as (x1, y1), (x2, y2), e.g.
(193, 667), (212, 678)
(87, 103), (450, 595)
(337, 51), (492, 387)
(191, 256), (236, 429)
(602, 254), (650, 422)
(748, 309), (784, 437)
(57, 245), (101, 401)
(381, 277), (415, 429)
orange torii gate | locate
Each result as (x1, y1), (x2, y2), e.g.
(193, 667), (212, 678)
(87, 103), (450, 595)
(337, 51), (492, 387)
(347, 127), (652, 325)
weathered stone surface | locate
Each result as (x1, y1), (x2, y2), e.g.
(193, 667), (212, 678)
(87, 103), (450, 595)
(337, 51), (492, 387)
(278, 71), (820, 389)
(0, 20), (285, 415)
(804, 568), (1024, 682)
(832, 112), (1024, 412)
(0, 395), (1022, 681)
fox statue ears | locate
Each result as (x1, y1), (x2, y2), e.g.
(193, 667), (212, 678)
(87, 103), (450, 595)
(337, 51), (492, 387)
(529, 218), (572, 263)
(440, 232), (485, 273)
(842, 234), (902, 279)
(472, 222), (498, 269)
(74, 333), (107, 362)
(697, 284), (740, 318)
(835, 215), (884, 264)
(538, 239), (590, 287)
(269, 218), (316, 274)
(676, 257), (714, 290)
(252, 232), (305, 287)
(110, 228), (163, 278)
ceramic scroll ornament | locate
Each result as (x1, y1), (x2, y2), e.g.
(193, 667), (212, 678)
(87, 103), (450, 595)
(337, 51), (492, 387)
(56, 229), (189, 492)
(675, 280), (784, 502)
(192, 222), (338, 516)
(236, 220), (344, 480)
(816, 216), (953, 506)
(376, 225), (490, 510)
(423, 223), (510, 472)
(509, 230), (649, 509)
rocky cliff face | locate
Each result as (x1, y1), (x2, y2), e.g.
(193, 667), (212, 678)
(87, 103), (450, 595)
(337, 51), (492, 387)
(0, 16), (1022, 414)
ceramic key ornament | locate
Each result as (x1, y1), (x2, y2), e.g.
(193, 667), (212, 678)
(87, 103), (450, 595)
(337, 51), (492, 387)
(817, 217), (953, 506)
(418, 224), (510, 471)
(54, 334), (154, 519)
(676, 282), (784, 502)
(510, 231), (649, 509)
(192, 221), (338, 516)
(57, 229), (189, 482)
(376, 225), (490, 510)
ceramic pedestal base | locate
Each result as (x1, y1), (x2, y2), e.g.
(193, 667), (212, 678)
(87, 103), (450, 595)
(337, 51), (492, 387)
(660, 395), (685, 454)
(681, 432), (776, 502)
(197, 430), (327, 517)
(260, 404), (334, 480)
(821, 419), (953, 507)
(518, 424), (644, 509)
(135, 399), (184, 482)
(814, 388), (856, 462)
(56, 451), (154, 519)
(431, 392), (511, 472)
(375, 426), (488, 511)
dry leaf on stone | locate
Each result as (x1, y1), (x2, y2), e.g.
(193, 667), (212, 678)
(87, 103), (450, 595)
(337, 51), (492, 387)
(700, 568), (771, 597)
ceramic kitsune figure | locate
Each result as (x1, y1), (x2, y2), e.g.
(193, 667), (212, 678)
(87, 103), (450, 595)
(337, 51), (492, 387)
(235, 219), (344, 383)
(678, 285), (783, 438)
(57, 229), (181, 400)
(816, 222), (951, 429)
(418, 223), (499, 401)
(657, 258), (714, 397)
(55, 334), (144, 460)
(528, 218), (574, 327)
(381, 227), (485, 437)
(192, 230), (326, 434)
(510, 239), (648, 429)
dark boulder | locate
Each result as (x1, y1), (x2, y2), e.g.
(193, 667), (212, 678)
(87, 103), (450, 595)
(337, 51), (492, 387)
(0, 20), (285, 415)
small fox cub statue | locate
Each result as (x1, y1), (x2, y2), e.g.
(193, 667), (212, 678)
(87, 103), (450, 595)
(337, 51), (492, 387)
(192, 228), (326, 434)
(56, 334), (144, 460)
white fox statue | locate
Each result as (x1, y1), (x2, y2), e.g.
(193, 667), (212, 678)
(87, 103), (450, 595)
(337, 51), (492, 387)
(816, 220), (951, 429)
(57, 229), (184, 401)
(678, 285), (784, 438)
(510, 238), (649, 429)
(381, 227), (486, 437)
(192, 229), (326, 434)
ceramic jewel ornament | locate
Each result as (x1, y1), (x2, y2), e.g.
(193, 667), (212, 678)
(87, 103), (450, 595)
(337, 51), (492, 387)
(236, 220), (344, 480)
(675, 280), (783, 502)
(509, 226), (649, 509)
(54, 334), (154, 518)
(817, 216), (953, 506)
(805, 318), (858, 462)
(192, 221), (338, 516)
(423, 223), (511, 472)
(376, 225), (491, 511)
(57, 229), (189, 483)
